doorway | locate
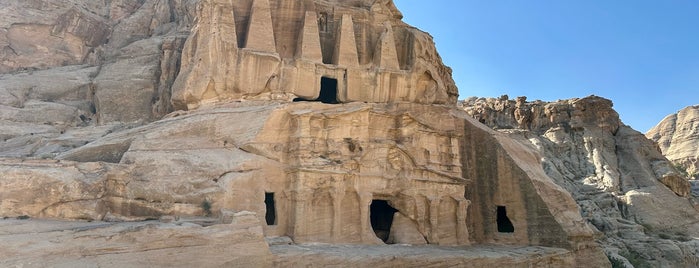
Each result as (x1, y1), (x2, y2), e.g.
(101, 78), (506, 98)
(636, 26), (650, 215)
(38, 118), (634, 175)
(318, 77), (338, 104)
(496, 206), (514, 233)
(370, 200), (398, 243)
(265, 192), (276, 225)
(293, 77), (339, 104)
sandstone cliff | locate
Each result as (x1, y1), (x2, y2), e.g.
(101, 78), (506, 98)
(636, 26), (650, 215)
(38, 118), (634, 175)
(462, 95), (699, 267)
(647, 105), (699, 180)
(0, 0), (457, 159)
(0, 0), (614, 267)
(0, 0), (195, 158)
(0, 102), (609, 266)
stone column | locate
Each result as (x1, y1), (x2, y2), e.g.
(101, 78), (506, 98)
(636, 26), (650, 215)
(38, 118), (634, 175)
(291, 116), (311, 166)
(415, 195), (428, 236)
(358, 192), (374, 243)
(456, 198), (471, 245)
(451, 137), (461, 168)
(278, 190), (290, 236)
(427, 196), (441, 244)
(292, 189), (313, 242)
(331, 186), (346, 242)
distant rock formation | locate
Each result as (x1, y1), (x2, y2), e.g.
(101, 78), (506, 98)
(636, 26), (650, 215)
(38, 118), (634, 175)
(647, 105), (699, 180)
(462, 95), (699, 267)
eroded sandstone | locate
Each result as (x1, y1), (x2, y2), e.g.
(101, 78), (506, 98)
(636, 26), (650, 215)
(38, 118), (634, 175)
(0, 0), (618, 267)
(0, 214), (273, 267)
(171, 0), (458, 110)
(462, 95), (699, 267)
(2, 101), (608, 267)
(647, 105), (699, 180)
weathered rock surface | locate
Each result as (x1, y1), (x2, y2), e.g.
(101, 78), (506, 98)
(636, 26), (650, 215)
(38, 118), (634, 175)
(647, 105), (699, 180)
(0, 1), (109, 73)
(462, 95), (699, 267)
(171, 0), (457, 109)
(0, 0), (195, 160)
(0, 160), (110, 220)
(271, 244), (575, 267)
(0, 214), (273, 267)
(1, 217), (580, 268)
(0, 0), (617, 267)
(0, 0), (456, 157)
(0, 101), (608, 267)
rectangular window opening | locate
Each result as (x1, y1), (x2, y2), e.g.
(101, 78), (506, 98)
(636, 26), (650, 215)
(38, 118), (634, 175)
(265, 192), (277, 226)
(318, 77), (339, 104)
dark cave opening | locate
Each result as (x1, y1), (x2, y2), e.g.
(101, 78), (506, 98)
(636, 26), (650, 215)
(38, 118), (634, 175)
(293, 77), (339, 104)
(496, 206), (514, 233)
(370, 199), (398, 243)
(318, 77), (338, 104)
(265, 192), (276, 226)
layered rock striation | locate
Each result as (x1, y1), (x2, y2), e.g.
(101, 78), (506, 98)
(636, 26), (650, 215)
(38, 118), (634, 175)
(647, 105), (699, 180)
(462, 95), (699, 267)
(0, 0), (456, 159)
(0, 0), (614, 267)
(0, 214), (274, 267)
(1, 101), (609, 266)
(171, 0), (458, 109)
(0, 0), (195, 159)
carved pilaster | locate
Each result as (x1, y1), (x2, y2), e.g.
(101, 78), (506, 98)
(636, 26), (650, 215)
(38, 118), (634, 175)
(291, 189), (313, 241)
(414, 195), (428, 236)
(456, 198), (471, 245)
(427, 196), (441, 244)
(331, 185), (346, 241)
(358, 192), (373, 243)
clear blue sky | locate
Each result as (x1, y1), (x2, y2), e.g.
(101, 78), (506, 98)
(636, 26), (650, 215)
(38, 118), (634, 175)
(395, 0), (699, 132)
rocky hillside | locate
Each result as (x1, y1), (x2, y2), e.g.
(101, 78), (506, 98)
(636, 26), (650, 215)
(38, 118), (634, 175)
(647, 105), (699, 180)
(462, 95), (699, 267)
(4, 0), (697, 267)
(1, 0), (196, 158)
(0, 0), (459, 158)
(0, 1), (614, 267)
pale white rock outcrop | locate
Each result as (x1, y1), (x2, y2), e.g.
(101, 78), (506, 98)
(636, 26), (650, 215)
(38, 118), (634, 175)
(647, 105), (699, 180)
